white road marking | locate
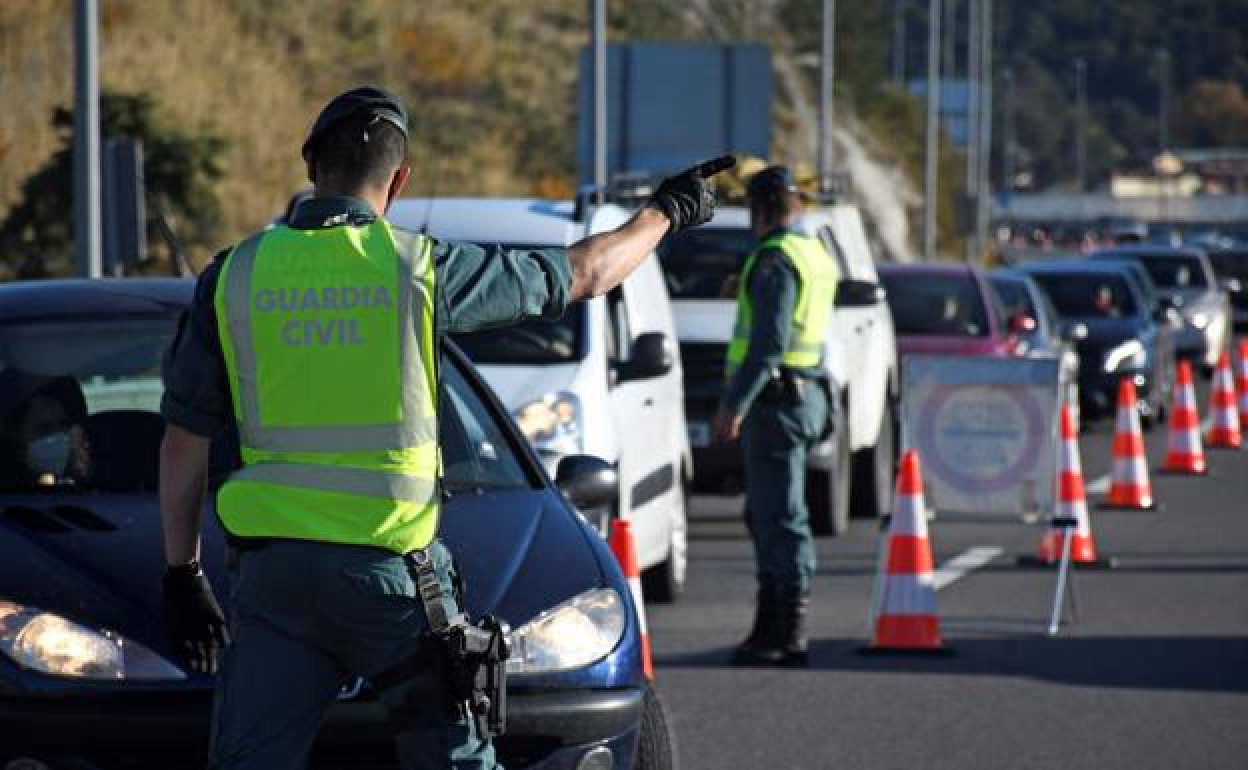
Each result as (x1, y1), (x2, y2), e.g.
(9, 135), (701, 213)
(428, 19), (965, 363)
(1086, 474), (1110, 495)
(933, 546), (1003, 591)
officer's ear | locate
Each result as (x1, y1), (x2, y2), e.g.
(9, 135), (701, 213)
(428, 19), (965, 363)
(385, 165), (411, 210)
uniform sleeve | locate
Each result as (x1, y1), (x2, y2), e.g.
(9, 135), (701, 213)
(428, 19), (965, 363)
(720, 251), (799, 417)
(160, 255), (234, 437)
(433, 240), (573, 335)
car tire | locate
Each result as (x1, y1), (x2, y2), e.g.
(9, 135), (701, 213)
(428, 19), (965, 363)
(642, 478), (688, 604)
(851, 397), (896, 519)
(635, 683), (679, 770)
(808, 407), (851, 537)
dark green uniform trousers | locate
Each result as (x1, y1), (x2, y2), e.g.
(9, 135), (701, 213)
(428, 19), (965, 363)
(209, 539), (499, 770)
(742, 385), (828, 596)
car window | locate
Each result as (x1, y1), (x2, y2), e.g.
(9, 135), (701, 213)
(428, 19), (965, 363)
(657, 227), (754, 299)
(1030, 273), (1140, 319)
(1138, 255), (1210, 289)
(879, 273), (991, 337)
(450, 242), (587, 364)
(605, 286), (631, 369)
(1208, 250), (1248, 282)
(0, 318), (175, 493)
(439, 355), (532, 492)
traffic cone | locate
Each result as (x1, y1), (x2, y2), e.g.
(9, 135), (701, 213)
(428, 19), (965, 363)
(1161, 360), (1208, 474)
(863, 450), (947, 654)
(1208, 350), (1242, 449)
(1236, 340), (1248, 432)
(1029, 405), (1112, 566)
(1098, 378), (1157, 511)
(608, 518), (654, 680)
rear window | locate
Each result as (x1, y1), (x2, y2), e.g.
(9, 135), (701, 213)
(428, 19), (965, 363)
(1030, 273), (1139, 319)
(657, 227), (754, 299)
(879, 272), (991, 337)
(1137, 255), (1209, 289)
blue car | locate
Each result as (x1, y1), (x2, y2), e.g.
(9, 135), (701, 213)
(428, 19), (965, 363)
(1018, 261), (1175, 426)
(0, 279), (671, 769)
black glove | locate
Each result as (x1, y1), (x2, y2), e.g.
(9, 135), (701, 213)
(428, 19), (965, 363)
(648, 155), (736, 231)
(160, 560), (230, 675)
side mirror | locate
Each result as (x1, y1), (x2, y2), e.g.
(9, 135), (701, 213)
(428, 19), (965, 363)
(1008, 313), (1038, 334)
(555, 455), (619, 511)
(1059, 321), (1089, 341)
(835, 279), (887, 307)
(616, 331), (673, 382)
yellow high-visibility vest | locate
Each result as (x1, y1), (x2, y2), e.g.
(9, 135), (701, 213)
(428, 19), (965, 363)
(214, 222), (440, 553)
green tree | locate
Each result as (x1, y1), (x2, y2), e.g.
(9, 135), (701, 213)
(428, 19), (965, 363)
(0, 89), (225, 279)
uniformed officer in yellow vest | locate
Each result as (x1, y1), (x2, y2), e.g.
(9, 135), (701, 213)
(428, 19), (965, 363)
(157, 86), (731, 769)
(711, 165), (838, 667)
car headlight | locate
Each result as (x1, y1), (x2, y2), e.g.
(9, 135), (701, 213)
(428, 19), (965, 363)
(506, 587), (626, 673)
(512, 392), (582, 455)
(1102, 340), (1148, 373)
(1188, 311), (1210, 330)
(0, 600), (185, 680)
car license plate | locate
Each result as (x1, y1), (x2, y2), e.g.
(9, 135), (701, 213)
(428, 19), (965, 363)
(687, 421), (710, 447)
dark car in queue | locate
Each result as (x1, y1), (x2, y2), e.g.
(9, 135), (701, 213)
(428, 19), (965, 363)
(1018, 261), (1175, 425)
(1088, 246), (1230, 371)
(0, 280), (671, 770)
(1206, 246), (1248, 332)
(989, 267), (1083, 420)
(878, 262), (1025, 358)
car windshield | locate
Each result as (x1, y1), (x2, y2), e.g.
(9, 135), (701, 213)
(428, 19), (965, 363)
(1137, 255), (1209, 290)
(880, 273), (991, 337)
(1030, 273), (1139, 319)
(0, 318), (175, 494)
(1208, 250), (1248, 281)
(657, 227), (754, 299)
(451, 243), (587, 364)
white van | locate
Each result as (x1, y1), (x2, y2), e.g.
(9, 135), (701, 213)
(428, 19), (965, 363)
(657, 200), (899, 536)
(388, 198), (691, 602)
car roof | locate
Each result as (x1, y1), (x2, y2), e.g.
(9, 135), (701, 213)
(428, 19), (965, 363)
(1091, 244), (1208, 260)
(387, 197), (595, 246)
(877, 261), (979, 278)
(0, 278), (193, 322)
(1017, 259), (1137, 277)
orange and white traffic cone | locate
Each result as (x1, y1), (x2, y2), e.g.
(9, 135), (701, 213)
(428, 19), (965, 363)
(1237, 340), (1248, 432)
(1030, 405), (1112, 566)
(608, 518), (654, 680)
(1161, 360), (1208, 474)
(1208, 350), (1242, 449)
(1098, 378), (1158, 511)
(863, 449), (947, 654)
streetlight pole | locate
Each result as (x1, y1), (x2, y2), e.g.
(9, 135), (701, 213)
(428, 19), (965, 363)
(1157, 49), (1171, 156)
(924, 0), (943, 261)
(974, 0), (993, 262)
(1074, 56), (1087, 194)
(73, 0), (102, 279)
(590, 0), (607, 197)
(1001, 67), (1015, 196)
(818, 0), (836, 191)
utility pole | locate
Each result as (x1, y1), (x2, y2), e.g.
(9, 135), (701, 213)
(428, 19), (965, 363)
(590, 0), (607, 197)
(973, 0), (992, 262)
(924, 0), (942, 261)
(818, 0), (836, 190)
(1073, 57), (1087, 193)
(943, 0), (957, 79)
(73, 0), (102, 278)
(964, 0), (979, 261)
(1157, 49), (1171, 156)
(892, 0), (906, 84)
(1001, 67), (1016, 196)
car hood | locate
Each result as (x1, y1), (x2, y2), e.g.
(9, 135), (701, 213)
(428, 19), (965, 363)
(897, 334), (1005, 357)
(0, 489), (606, 659)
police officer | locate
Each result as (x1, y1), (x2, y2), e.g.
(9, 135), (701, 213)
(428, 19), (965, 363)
(711, 165), (838, 668)
(157, 86), (730, 769)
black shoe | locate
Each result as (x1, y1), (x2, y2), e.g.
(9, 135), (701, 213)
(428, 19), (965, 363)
(739, 592), (809, 668)
(730, 590), (777, 666)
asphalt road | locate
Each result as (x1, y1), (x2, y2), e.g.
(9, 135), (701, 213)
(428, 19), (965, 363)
(648, 380), (1248, 770)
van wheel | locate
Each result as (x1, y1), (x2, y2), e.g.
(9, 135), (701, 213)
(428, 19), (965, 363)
(808, 410), (851, 537)
(851, 398), (896, 519)
(635, 683), (678, 770)
(642, 479), (688, 603)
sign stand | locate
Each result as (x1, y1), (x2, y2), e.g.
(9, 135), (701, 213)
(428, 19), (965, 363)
(1046, 516), (1080, 636)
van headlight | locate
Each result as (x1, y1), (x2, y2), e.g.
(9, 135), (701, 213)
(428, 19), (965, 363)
(1102, 339), (1148, 373)
(506, 588), (626, 673)
(0, 600), (185, 680)
(512, 392), (582, 455)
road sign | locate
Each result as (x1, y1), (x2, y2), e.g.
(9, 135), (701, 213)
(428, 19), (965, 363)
(901, 354), (1061, 518)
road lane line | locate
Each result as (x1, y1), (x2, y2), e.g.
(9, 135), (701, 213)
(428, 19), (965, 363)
(1086, 474), (1110, 495)
(933, 546), (1003, 590)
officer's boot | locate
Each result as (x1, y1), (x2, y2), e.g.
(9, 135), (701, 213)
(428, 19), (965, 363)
(751, 591), (809, 667)
(729, 587), (778, 666)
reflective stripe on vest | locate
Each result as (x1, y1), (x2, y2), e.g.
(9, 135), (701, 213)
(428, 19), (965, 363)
(726, 231), (839, 377)
(213, 222), (440, 553)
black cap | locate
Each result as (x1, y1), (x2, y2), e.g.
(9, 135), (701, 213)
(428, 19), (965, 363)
(301, 87), (409, 161)
(746, 165), (801, 199)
